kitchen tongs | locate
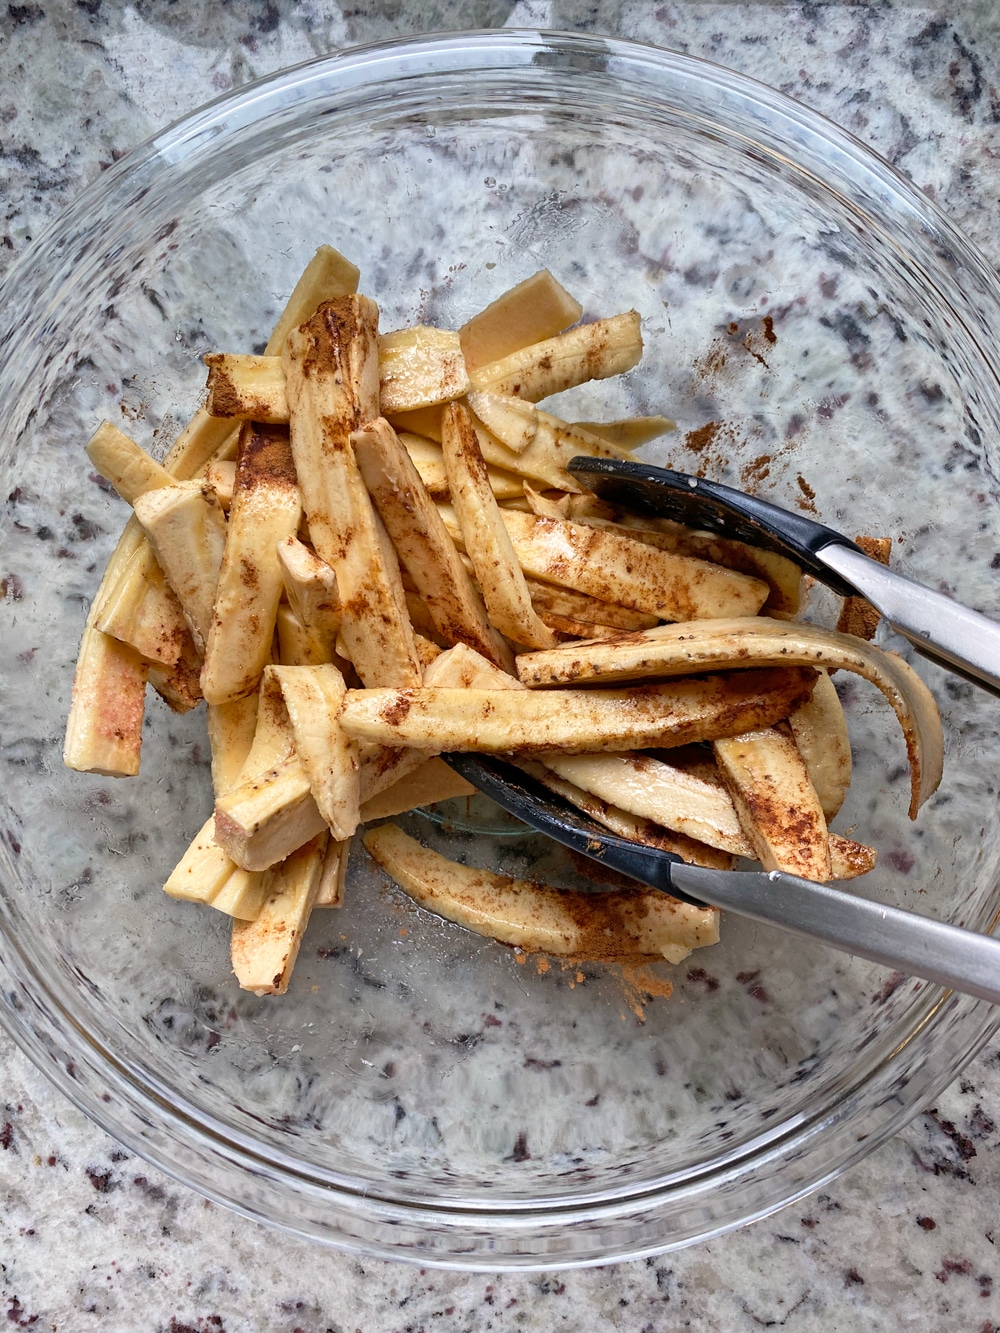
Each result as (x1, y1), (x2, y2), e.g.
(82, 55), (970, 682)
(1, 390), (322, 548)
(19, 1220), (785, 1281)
(564, 455), (1000, 696)
(442, 456), (1000, 1004)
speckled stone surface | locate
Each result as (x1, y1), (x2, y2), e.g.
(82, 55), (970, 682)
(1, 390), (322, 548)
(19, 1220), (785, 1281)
(3, 2), (1000, 1329)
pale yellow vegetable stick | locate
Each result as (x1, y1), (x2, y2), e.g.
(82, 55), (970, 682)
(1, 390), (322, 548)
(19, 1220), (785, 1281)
(283, 296), (422, 689)
(786, 670), (852, 820)
(500, 509), (769, 621)
(571, 416), (675, 449)
(275, 603), (329, 667)
(94, 545), (194, 668)
(63, 628), (149, 777)
(276, 536), (342, 659)
(713, 727), (833, 881)
(271, 665), (359, 841)
(397, 431), (524, 500)
(441, 401), (558, 650)
(364, 824), (719, 965)
(468, 311), (642, 401)
(231, 834), (327, 994)
(459, 270), (583, 371)
(464, 391), (537, 452)
(85, 421), (174, 503)
(214, 754), (328, 872)
(378, 326), (470, 413)
(515, 758), (735, 872)
(206, 694), (260, 797)
(339, 667), (817, 754)
(358, 758), (475, 822)
(201, 423), (302, 705)
(204, 352), (288, 422)
(353, 415), (515, 671)
(314, 836), (349, 908)
(132, 481), (228, 653)
(514, 616), (942, 818)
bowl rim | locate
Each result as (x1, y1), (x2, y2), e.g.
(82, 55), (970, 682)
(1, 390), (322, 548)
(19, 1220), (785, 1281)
(3, 26), (1000, 1268)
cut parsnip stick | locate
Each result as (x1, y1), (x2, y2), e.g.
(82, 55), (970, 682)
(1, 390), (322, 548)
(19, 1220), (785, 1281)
(540, 751), (752, 856)
(386, 404), (444, 442)
(442, 401), (558, 651)
(207, 694), (260, 797)
(205, 352), (288, 422)
(514, 616), (942, 818)
(276, 536), (342, 658)
(538, 614), (626, 642)
(215, 754), (327, 872)
(525, 579), (659, 632)
(94, 545), (194, 668)
(359, 757), (476, 821)
(500, 510), (769, 621)
(465, 391), (537, 452)
(515, 758), (735, 871)
(572, 416), (674, 449)
(378, 326), (470, 413)
(163, 815), (266, 919)
(231, 834), (327, 994)
(266, 244), (361, 353)
(364, 823), (719, 964)
(271, 665), (359, 840)
(469, 311), (643, 402)
(63, 627), (148, 776)
(787, 670), (852, 820)
(85, 421), (173, 503)
(204, 459), (236, 510)
(133, 481), (227, 653)
(147, 635), (202, 714)
(283, 297), (423, 689)
(398, 432), (524, 500)
(340, 667), (816, 754)
(472, 412), (633, 493)
(714, 727), (833, 881)
(276, 604), (328, 666)
(201, 423), (302, 705)
(459, 270), (583, 371)
(315, 836), (349, 908)
(354, 415), (514, 670)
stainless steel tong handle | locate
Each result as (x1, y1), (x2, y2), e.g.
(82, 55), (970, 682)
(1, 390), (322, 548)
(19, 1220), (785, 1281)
(821, 543), (1000, 696)
(672, 862), (1000, 1005)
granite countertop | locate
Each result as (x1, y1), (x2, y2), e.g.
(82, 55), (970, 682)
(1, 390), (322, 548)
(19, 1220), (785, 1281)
(3, 2), (1000, 1328)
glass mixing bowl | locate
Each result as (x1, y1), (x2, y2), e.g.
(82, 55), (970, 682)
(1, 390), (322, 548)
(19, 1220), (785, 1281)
(2, 30), (1000, 1268)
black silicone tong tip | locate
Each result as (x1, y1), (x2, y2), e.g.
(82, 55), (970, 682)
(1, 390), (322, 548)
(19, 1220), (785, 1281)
(441, 753), (703, 904)
(566, 455), (863, 599)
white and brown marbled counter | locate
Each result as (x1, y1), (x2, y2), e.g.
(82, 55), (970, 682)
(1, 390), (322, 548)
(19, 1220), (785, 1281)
(2, 3), (1000, 1329)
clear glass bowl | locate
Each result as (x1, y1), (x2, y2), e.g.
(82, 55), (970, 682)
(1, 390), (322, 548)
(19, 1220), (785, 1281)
(2, 30), (1000, 1268)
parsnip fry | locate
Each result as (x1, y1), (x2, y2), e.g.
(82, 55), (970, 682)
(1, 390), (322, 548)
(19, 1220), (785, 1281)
(572, 416), (674, 449)
(315, 836), (349, 908)
(265, 244), (361, 353)
(714, 727), (833, 881)
(283, 296), (422, 688)
(378, 326), (470, 413)
(214, 754), (327, 872)
(469, 311), (643, 401)
(201, 423), (301, 704)
(787, 670), (852, 820)
(354, 415), (514, 670)
(205, 459), (236, 510)
(276, 604), (328, 666)
(276, 536), (342, 659)
(146, 633), (202, 714)
(465, 391), (537, 452)
(473, 412), (632, 493)
(340, 667), (816, 754)
(359, 757), (476, 821)
(63, 627), (148, 776)
(272, 665), (359, 840)
(163, 816), (266, 920)
(459, 270), (583, 371)
(133, 480), (227, 653)
(207, 693), (260, 796)
(442, 401), (558, 650)
(515, 758), (735, 871)
(364, 824), (719, 964)
(231, 835), (326, 994)
(500, 510), (769, 621)
(85, 421), (173, 503)
(526, 579), (658, 632)
(205, 352), (288, 422)
(94, 544), (194, 668)
(515, 616), (942, 818)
